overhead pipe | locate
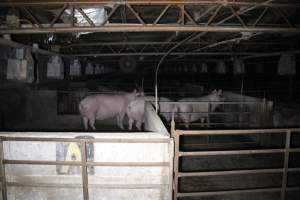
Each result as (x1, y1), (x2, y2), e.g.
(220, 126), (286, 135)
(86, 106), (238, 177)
(70, 52), (261, 57)
(1, 25), (300, 34)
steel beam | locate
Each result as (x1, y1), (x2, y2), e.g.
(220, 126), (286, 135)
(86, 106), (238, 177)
(1, 25), (300, 34)
(0, 1), (299, 35)
(0, 1), (299, 8)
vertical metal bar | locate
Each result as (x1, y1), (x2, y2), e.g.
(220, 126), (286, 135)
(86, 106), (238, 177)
(171, 110), (175, 136)
(0, 138), (7, 200)
(168, 139), (174, 200)
(281, 130), (291, 200)
(173, 131), (180, 200)
(262, 98), (266, 127)
(239, 102), (243, 128)
(80, 141), (89, 200)
(207, 102), (211, 128)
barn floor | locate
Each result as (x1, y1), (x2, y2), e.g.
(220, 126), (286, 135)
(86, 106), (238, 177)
(10, 116), (142, 132)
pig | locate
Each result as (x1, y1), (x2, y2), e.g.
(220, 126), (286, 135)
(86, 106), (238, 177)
(78, 90), (140, 130)
(146, 96), (176, 123)
(126, 95), (145, 131)
(158, 97), (177, 123)
(176, 90), (224, 128)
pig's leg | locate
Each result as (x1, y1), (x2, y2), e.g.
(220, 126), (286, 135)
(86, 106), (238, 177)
(200, 117), (205, 127)
(83, 117), (89, 130)
(183, 115), (190, 129)
(136, 121), (142, 131)
(116, 115), (122, 129)
(128, 118), (134, 130)
(88, 117), (96, 130)
(118, 112), (125, 130)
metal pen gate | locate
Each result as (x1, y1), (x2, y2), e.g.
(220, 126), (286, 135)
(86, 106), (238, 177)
(171, 127), (300, 200)
(159, 100), (271, 128)
(0, 135), (173, 200)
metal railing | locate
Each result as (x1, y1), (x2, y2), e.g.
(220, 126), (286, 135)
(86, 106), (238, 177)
(159, 100), (270, 128)
(171, 125), (300, 200)
(0, 136), (173, 200)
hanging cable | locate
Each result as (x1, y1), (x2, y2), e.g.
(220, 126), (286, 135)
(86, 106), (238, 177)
(154, 32), (198, 112)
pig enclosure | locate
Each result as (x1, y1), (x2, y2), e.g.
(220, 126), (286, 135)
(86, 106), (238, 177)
(0, 102), (173, 200)
(0, 85), (298, 200)
(0, 0), (300, 199)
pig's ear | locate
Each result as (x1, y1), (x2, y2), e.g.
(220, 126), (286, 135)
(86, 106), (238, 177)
(218, 89), (223, 95)
(212, 89), (217, 93)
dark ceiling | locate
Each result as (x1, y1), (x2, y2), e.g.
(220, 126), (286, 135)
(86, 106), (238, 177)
(0, 0), (299, 65)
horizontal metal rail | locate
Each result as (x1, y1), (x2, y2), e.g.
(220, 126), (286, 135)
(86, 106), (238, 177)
(1, 136), (169, 143)
(177, 122), (250, 126)
(178, 167), (300, 177)
(7, 182), (168, 189)
(182, 141), (256, 147)
(177, 187), (282, 197)
(161, 111), (253, 114)
(178, 148), (288, 156)
(176, 128), (300, 135)
(172, 128), (300, 200)
(178, 168), (284, 177)
(158, 101), (263, 105)
(3, 160), (169, 167)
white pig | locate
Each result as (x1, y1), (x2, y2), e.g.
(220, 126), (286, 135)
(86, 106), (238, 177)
(146, 96), (176, 123)
(176, 89), (223, 128)
(126, 95), (145, 131)
(78, 90), (139, 130)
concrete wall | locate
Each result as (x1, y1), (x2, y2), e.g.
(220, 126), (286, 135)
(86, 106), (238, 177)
(1, 131), (173, 200)
(144, 103), (169, 135)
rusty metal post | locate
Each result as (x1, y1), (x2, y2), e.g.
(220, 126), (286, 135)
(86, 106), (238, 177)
(0, 138), (7, 200)
(171, 110), (178, 200)
(281, 130), (291, 200)
(168, 139), (175, 200)
(80, 141), (89, 200)
(173, 130), (179, 200)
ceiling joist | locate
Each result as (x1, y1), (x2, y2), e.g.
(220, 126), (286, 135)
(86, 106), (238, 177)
(0, 0), (299, 34)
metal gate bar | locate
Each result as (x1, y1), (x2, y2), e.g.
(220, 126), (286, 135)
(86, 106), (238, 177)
(161, 100), (269, 128)
(171, 126), (300, 200)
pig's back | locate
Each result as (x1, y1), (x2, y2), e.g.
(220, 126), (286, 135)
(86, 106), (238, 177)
(79, 94), (125, 119)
